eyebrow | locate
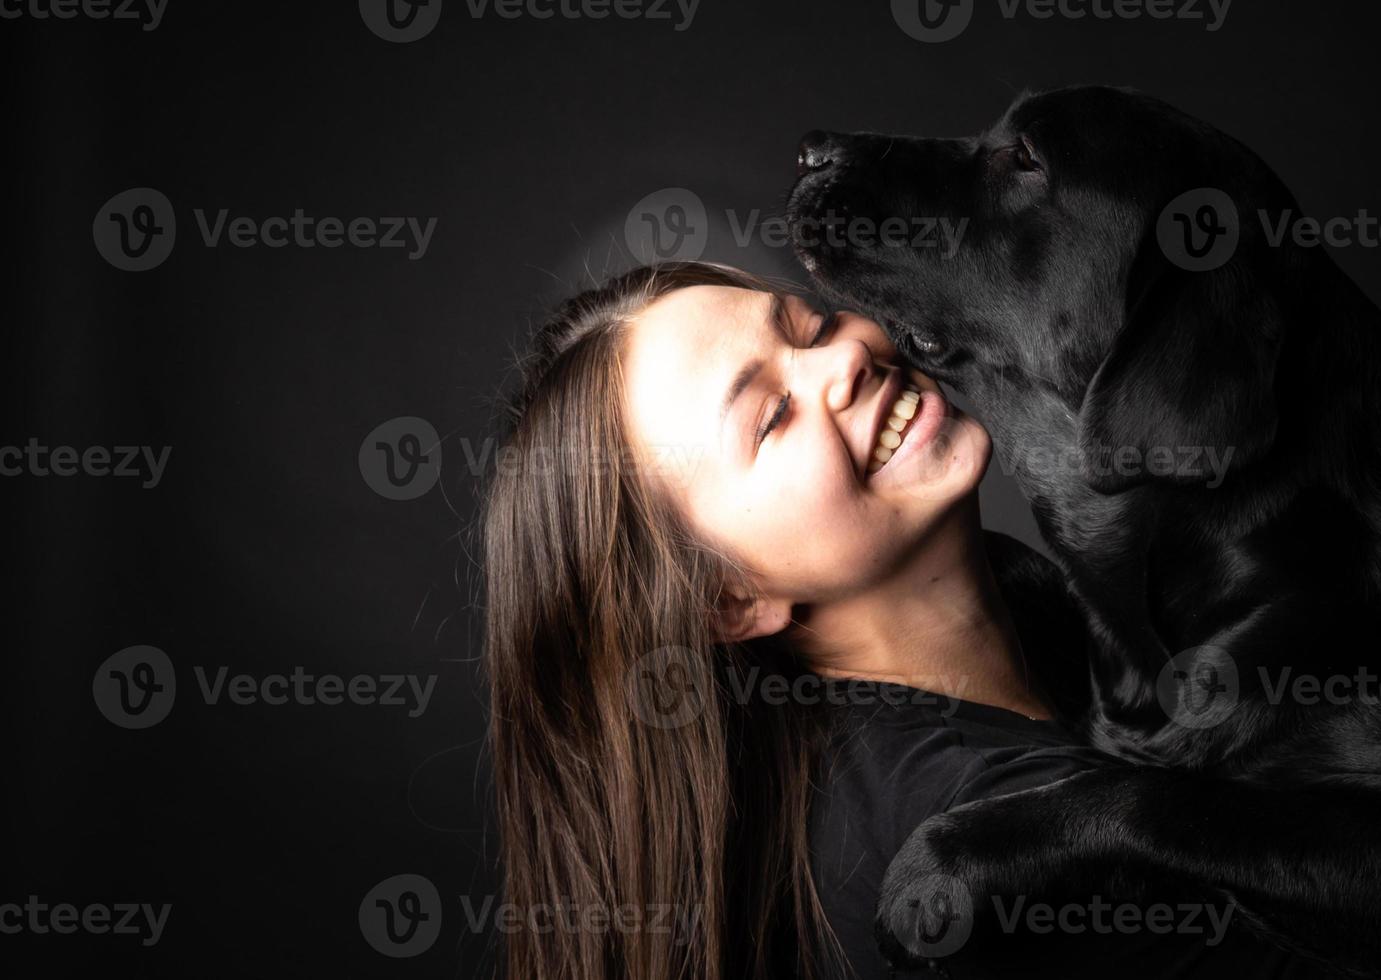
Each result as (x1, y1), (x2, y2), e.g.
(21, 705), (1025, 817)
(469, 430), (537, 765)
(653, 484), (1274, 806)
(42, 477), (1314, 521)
(718, 292), (792, 439)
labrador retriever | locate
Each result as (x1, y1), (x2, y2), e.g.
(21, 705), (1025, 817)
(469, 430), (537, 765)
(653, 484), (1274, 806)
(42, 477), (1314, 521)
(786, 86), (1381, 975)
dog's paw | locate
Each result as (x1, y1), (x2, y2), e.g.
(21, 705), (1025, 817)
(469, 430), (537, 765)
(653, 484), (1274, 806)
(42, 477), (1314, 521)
(873, 772), (1128, 968)
(874, 810), (994, 968)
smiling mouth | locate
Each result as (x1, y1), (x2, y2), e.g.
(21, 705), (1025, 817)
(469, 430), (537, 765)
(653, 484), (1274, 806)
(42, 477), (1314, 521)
(866, 380), (923, 477)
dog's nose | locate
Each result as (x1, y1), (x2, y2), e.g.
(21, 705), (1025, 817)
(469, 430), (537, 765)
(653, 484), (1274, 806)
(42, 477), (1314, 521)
(797, 131), (841, 177)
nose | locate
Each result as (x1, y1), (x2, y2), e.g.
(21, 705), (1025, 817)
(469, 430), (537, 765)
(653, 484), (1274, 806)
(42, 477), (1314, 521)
(824, 332), (878, 416)
(796, 130), (843, 177)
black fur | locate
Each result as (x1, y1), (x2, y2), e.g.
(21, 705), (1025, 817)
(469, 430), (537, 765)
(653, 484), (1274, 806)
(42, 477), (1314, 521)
(787, 86), (1381, 975)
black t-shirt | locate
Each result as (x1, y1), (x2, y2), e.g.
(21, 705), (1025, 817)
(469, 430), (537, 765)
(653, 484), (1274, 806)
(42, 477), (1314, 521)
(804, 533), (1335, 979)
(806, 680), (1331, 978)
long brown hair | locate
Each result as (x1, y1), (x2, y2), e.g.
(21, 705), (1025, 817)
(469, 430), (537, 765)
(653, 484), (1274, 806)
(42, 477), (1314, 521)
(481, 262), (846, 980)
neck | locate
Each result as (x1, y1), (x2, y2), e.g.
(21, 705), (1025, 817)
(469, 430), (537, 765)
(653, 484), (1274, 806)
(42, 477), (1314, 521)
(790, 499), (1053, 720)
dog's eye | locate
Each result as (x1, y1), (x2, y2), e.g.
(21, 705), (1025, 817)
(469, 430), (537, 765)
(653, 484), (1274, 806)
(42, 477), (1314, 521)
(1012, 137), (1041, 172)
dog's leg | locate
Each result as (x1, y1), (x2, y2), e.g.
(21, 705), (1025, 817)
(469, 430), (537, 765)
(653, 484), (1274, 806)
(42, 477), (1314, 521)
(877, 767), (1381, 976)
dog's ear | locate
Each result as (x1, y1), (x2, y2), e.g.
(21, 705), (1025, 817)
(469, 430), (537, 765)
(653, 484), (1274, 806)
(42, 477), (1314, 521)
(1076, 233), (1285, 494)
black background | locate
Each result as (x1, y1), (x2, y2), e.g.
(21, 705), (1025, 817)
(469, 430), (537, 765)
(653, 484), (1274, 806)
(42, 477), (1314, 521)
(8, 0), (1381, 976)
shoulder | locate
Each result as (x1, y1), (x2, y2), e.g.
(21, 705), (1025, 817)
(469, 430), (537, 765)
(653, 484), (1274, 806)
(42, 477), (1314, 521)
(807, 692), (1113, 979)
(809, 683), (1107, 876)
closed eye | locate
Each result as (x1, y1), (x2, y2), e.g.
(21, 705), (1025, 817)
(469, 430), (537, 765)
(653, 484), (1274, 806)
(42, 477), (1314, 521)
(756, 394), (789, 449)
(808, 310), (839, 347)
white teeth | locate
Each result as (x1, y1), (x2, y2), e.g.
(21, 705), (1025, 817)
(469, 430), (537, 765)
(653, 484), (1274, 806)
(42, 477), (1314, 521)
(868, 384), (925, 477)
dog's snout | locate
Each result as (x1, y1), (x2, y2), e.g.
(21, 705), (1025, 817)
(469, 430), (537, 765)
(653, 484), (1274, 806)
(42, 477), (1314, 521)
(797, 130), (843, 177)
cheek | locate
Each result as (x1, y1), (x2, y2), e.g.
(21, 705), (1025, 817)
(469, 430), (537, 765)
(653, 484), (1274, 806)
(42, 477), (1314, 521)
(753, 473), (857, 547)
(723, 470), (873, 575)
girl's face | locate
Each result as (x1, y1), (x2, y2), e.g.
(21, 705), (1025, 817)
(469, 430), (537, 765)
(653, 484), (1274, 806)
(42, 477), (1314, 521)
(622, 284), (991, 635)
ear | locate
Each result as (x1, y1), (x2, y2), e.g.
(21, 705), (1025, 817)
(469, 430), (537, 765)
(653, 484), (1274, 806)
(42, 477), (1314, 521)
(712, 588), (795, 644)
(1077, 241), (1284, 494)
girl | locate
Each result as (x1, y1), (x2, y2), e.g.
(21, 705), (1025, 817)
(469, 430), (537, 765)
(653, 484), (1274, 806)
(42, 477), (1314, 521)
(480, 262), (1314, 980)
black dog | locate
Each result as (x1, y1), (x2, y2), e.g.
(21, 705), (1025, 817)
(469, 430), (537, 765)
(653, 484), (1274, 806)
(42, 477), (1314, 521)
(786, 86), (1381, 974)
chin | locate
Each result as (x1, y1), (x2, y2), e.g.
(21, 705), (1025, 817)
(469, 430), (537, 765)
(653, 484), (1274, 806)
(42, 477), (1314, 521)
(953, 414), (993, 489)
(898, 412), (991, 506)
